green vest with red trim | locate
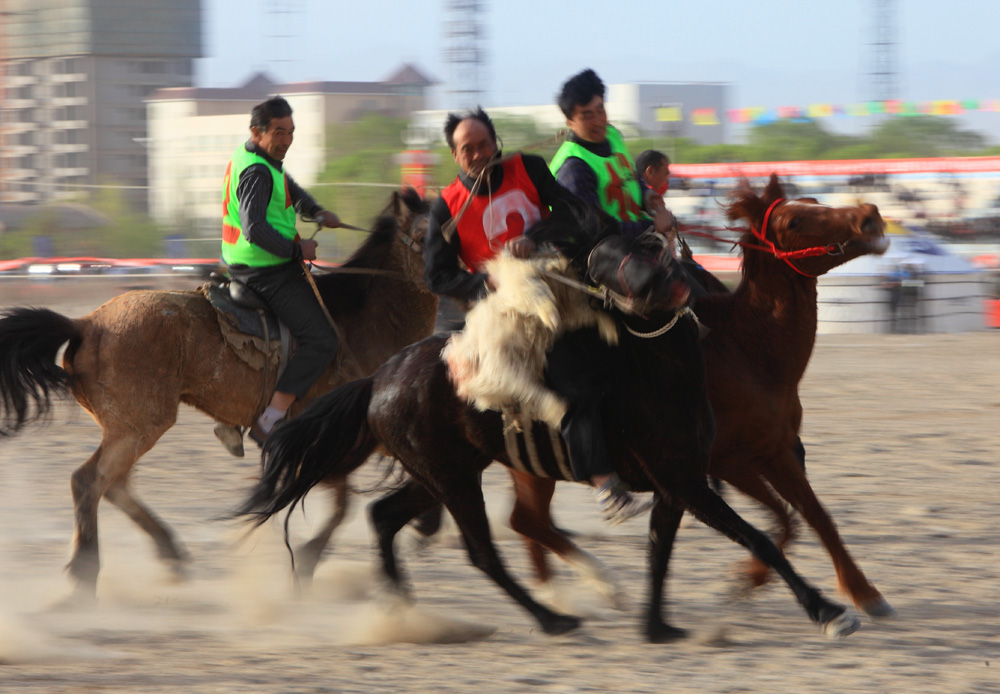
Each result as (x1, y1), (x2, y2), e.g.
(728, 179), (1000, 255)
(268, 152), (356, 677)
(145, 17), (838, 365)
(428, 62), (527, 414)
(221, 144), (298, 267)
(549, 125), (647, 223)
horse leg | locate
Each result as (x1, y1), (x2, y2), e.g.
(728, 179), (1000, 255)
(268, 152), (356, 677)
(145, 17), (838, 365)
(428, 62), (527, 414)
(645, 497), (687, 643)
(104, 480), (190, 580)
(717, 468), (796, 590)
(761, 454), (894, 618)
(369, 479), (444, 599)
(508, 470), (624, 610)
(439, 472), (581, 636)
(668, 475), (860, 638)
(293, 478), (350, 583)
(68, 426), (171, 600)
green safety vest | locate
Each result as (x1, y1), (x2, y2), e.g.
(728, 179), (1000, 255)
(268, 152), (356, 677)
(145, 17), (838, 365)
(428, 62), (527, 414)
(221, 144), (298, 267)
(549, 125), (648, 223)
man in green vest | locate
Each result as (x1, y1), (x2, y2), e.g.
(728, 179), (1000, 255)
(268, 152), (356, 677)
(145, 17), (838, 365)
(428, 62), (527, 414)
(222, 96), (342, 446)
(550, 69), (675, 238)
(543, 69), (681, 523)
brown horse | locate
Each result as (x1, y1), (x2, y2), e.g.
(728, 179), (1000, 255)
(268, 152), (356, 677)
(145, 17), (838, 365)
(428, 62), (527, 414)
(0, 190), (436, 601)
(506, 175), (895, 618)
(236, 200), (871, 642)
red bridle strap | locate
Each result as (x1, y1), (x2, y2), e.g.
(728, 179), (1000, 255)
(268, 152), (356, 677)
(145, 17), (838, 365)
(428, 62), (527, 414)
(746, 198), (845, 278)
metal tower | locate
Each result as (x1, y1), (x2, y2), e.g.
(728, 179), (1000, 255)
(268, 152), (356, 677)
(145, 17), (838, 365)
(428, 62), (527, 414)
(265, 0), (301, 79)
(443, 0), (488, 109)
(867, 0), (898, 102)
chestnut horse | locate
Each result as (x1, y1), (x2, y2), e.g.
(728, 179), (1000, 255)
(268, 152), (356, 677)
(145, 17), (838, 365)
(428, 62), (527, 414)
(236, 205), (865, 643)
(0, 190), (436, 601)
(507, 175), (894, 618)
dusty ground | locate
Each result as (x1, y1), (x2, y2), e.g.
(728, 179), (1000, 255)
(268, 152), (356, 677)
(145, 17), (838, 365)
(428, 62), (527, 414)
(0, 282), (998, 693)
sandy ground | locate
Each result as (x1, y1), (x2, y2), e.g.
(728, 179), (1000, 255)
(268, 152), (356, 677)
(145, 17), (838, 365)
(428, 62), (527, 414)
(0, 283), (998, 693)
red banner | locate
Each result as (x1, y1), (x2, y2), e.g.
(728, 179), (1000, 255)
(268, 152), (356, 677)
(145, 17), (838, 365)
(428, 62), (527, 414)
(670, 156), (1000, 179)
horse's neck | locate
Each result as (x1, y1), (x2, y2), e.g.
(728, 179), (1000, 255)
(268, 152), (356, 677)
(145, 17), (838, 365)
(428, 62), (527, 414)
(345, 243), (437, 363)
(723, 265), (818, 381)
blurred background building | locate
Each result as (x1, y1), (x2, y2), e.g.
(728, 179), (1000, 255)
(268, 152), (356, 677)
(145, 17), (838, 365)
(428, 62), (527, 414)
(145, 64), (434, 232)
(0, 0), (202, 209)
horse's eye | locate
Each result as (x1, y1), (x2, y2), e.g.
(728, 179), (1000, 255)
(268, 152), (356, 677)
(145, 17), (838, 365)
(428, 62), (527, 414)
(787, 217), (799, 231)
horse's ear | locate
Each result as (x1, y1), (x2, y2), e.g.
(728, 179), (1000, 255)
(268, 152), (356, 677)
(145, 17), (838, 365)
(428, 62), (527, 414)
(725, 177), (766, 223)
(762, 173), (785, 204)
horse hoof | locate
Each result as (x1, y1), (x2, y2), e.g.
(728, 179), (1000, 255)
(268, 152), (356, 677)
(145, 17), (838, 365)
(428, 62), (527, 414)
(823, 612), (861, 639)
(860, 596), (896, 619)
(213, 423), (245, 457)
(645, 621), (689, 644)
(542, 613), (581, 635)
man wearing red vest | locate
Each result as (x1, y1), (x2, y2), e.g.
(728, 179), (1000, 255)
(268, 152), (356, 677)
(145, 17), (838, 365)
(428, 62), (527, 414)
(424, 108), (579, 304)
(425, 108), (651, 524)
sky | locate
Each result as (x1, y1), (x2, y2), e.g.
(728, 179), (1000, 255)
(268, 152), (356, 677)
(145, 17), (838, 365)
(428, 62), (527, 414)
(197, 0), (1000, 144)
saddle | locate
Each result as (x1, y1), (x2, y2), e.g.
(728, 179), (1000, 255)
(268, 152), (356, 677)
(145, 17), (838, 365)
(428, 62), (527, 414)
(201, 275), (293, 379)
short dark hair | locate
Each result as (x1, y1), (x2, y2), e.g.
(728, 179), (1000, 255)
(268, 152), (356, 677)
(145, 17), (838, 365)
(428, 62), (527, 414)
(443, 106), (497, 150)
(635, 149), (670, 176)
(250, 96), (293, 132)
(557, 69), (606, 118)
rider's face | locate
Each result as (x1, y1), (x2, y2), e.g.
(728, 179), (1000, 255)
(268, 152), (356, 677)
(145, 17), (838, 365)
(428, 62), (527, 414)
(644, 161), (670, 196)
(566, 94), (608, 144)
(251, 115), (295, 161)
(452, 119), (498, 177)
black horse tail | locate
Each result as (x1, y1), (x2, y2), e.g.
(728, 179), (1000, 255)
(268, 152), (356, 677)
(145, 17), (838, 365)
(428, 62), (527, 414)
(237, 377), (377, 526)
(0, 307), (81, 436)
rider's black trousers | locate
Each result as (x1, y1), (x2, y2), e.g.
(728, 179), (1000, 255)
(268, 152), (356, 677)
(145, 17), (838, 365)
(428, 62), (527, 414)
(230, 261), (339, 400)
(544, 326), (621, 481)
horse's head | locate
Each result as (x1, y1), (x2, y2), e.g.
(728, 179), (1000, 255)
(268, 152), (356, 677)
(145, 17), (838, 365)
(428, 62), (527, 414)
(727, 174), (888, 278)
(390, 187), (430, 251)
(587, 233), (691, 315)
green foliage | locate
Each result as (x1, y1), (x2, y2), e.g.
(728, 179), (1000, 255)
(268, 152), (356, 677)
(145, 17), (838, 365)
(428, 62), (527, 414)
(0, 187), (169, 260)
(89, 185), (170, 258)
(656, 116), (992, 164)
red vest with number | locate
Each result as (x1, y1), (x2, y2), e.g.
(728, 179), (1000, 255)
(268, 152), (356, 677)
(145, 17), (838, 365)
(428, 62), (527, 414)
(440, 154), (548, 272)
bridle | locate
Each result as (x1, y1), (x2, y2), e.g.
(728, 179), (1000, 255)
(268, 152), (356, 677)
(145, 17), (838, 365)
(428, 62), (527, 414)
(743, 198), (848, 278)
(680, 198), (850, 279)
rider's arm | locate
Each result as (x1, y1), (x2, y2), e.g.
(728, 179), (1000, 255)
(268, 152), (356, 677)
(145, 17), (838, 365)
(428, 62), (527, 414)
(286, 173), (324, 219)
(423, 196), (489, 303)
(555, 156), (651, 239)
(236, 164), (303, 261)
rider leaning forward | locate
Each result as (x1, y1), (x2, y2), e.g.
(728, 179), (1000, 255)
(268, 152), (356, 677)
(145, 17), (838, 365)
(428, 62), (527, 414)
(221, 96), (343, 446)
(425, 103), (660, 525)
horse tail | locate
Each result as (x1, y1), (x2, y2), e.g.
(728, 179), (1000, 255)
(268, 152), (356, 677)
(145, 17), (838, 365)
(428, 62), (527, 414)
(237, 377), (376, 525)
(0, 307), (81, 436)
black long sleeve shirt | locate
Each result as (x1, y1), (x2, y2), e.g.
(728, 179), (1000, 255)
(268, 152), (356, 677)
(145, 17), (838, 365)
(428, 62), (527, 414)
(424, 153), (581, 303)
(553, 131), (652, 238)
(230, 140), (324, 267)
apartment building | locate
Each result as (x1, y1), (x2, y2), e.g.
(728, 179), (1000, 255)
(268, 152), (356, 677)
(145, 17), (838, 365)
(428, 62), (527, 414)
(0, 0), (202, 208)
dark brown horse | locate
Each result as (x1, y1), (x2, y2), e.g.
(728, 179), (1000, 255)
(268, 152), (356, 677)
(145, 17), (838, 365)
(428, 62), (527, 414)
(506, 175), (894, 617)
(236, 202), (867, 642)
(0, 190), (436, 601)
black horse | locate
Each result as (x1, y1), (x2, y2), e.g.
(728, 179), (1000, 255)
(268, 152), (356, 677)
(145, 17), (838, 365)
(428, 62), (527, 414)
(237, 212), (860, 643)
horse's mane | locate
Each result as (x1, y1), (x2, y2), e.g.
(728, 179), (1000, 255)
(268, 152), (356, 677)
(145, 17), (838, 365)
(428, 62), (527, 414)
(724, 174), (787, 281)
(316, 190), (428, 317)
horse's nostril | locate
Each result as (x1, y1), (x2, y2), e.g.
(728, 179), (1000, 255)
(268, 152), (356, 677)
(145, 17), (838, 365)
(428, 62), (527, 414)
(861, 217), (879, 235)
